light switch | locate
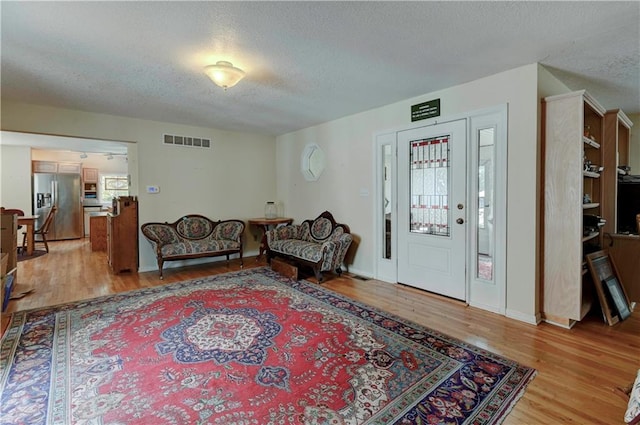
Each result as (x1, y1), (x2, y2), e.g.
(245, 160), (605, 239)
(146, 185), (160, 194)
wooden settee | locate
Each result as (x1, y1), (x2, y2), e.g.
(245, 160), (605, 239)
(265, 211), (352, 282)
(141, 214), (244, 279)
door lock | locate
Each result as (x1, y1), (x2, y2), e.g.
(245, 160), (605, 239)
(456, 218), (464, 224)
(457, 203), (464, 210)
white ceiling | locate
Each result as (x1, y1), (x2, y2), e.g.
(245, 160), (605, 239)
(1, 2), (639, 137)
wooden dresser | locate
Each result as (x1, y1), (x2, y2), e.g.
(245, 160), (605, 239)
(107, 197), (138, 273)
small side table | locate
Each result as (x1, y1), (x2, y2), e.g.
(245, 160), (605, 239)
(248, 217), (293, 260)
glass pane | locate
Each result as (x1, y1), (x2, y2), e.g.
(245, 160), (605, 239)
(101, 176), (129, 201)
(477, 128), (494, 280)
(409, 136), (450, 236)
(382, 145), (392, 259)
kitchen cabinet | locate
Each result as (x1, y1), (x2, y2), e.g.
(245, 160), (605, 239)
(32, 161), (57, 173)
(82, 168), (98, 183)
(542, 90), (605, 328)
(82, 168), (99, 201)
(57, 163), (81, 174)
(107, 196), (138, 273)
(33, 161), (81, 174)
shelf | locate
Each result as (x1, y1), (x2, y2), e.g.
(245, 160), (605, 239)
(582, 232), (600, 242)
(583, 171), (600, 178)
(582, 203), (600, 209)
(579, 297), (592, 320)
(583, 136), (600, 149)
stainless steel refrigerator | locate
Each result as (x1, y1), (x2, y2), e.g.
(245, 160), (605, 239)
(32, 172), (83, 240)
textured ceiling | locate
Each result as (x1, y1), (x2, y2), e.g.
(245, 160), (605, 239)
(1, 2), (639, 137)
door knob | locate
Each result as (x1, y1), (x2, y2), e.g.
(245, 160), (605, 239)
(456, 218), (464, 224)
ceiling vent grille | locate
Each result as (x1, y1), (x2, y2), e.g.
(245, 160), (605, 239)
(163, 134), (211, 149)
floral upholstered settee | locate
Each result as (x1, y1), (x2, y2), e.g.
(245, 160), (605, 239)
(265, 211), (352, 282)
(141, 215), (244, 279)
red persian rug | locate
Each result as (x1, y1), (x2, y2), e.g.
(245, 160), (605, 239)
(0, 268), (535, 424)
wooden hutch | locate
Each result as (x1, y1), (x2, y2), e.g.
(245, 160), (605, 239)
(107, 196), (138, 273)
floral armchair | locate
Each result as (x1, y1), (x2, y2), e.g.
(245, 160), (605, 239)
(265, 211), (352, 282)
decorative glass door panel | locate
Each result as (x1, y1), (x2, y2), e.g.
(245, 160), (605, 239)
(410, 136), (450, 236)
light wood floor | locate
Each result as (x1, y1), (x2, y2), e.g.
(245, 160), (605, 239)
(2, 239), (639, 424)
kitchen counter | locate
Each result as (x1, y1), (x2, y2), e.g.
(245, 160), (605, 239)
(83, 207), (111, 237)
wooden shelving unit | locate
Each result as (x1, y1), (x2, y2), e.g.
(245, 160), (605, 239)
(602, 109), (633, 234)
(542, 90), (606, 328)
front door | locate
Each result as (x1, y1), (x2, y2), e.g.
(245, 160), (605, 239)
(397, 119), (467, 300)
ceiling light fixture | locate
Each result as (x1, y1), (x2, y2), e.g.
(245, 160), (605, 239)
(204, 61), (245, 90)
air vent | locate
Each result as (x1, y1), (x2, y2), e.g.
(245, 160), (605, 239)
(163, 134), (211, 148)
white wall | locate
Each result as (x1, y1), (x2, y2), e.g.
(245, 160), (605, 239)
(0, 144), (33, 218)
(277, 63), (543, 322)
(1, 102), (277, 271)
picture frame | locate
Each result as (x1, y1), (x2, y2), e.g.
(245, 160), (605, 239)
(586, 250), (632, 326)
(604, 276), (631, 320)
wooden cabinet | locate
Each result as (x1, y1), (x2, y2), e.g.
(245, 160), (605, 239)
(607, 234), (640, 304)
(542, 90), (606, 327)
(603, 110), (633, 234)
(57, 162), (82, 174)
(33, 161), (82, 174)
(32, 161), (57, 173)
(90, 215), (107, 251)
(107, 196), (138, 273)
(1, 214), (18, 310)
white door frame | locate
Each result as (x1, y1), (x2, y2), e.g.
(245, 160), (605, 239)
(373, 105), (507, 313)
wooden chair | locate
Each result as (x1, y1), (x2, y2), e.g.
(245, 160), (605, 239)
(22, 206), (57, 253)
(0, 208), (25, 230)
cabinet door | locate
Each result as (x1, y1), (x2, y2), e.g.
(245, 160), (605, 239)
(83, 168), (99, 183)
(32, 161), (58, 173)
(58, 163), (82, 174)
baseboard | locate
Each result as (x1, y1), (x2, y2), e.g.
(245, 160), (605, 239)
(344, 266), (374, 280)
(505, 309), (542, 326)
(469, 301), (503, 315)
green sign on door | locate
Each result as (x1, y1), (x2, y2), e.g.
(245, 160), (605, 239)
(411, 99), (441, 122)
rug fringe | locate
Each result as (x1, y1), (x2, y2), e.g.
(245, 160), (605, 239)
(493, 369), (538, 425)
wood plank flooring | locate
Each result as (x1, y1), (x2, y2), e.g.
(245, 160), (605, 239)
(2, 239), (639, 424)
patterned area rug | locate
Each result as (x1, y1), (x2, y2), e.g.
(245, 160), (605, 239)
(17, 249), (47, 262)
(0, 268), (535, 424)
